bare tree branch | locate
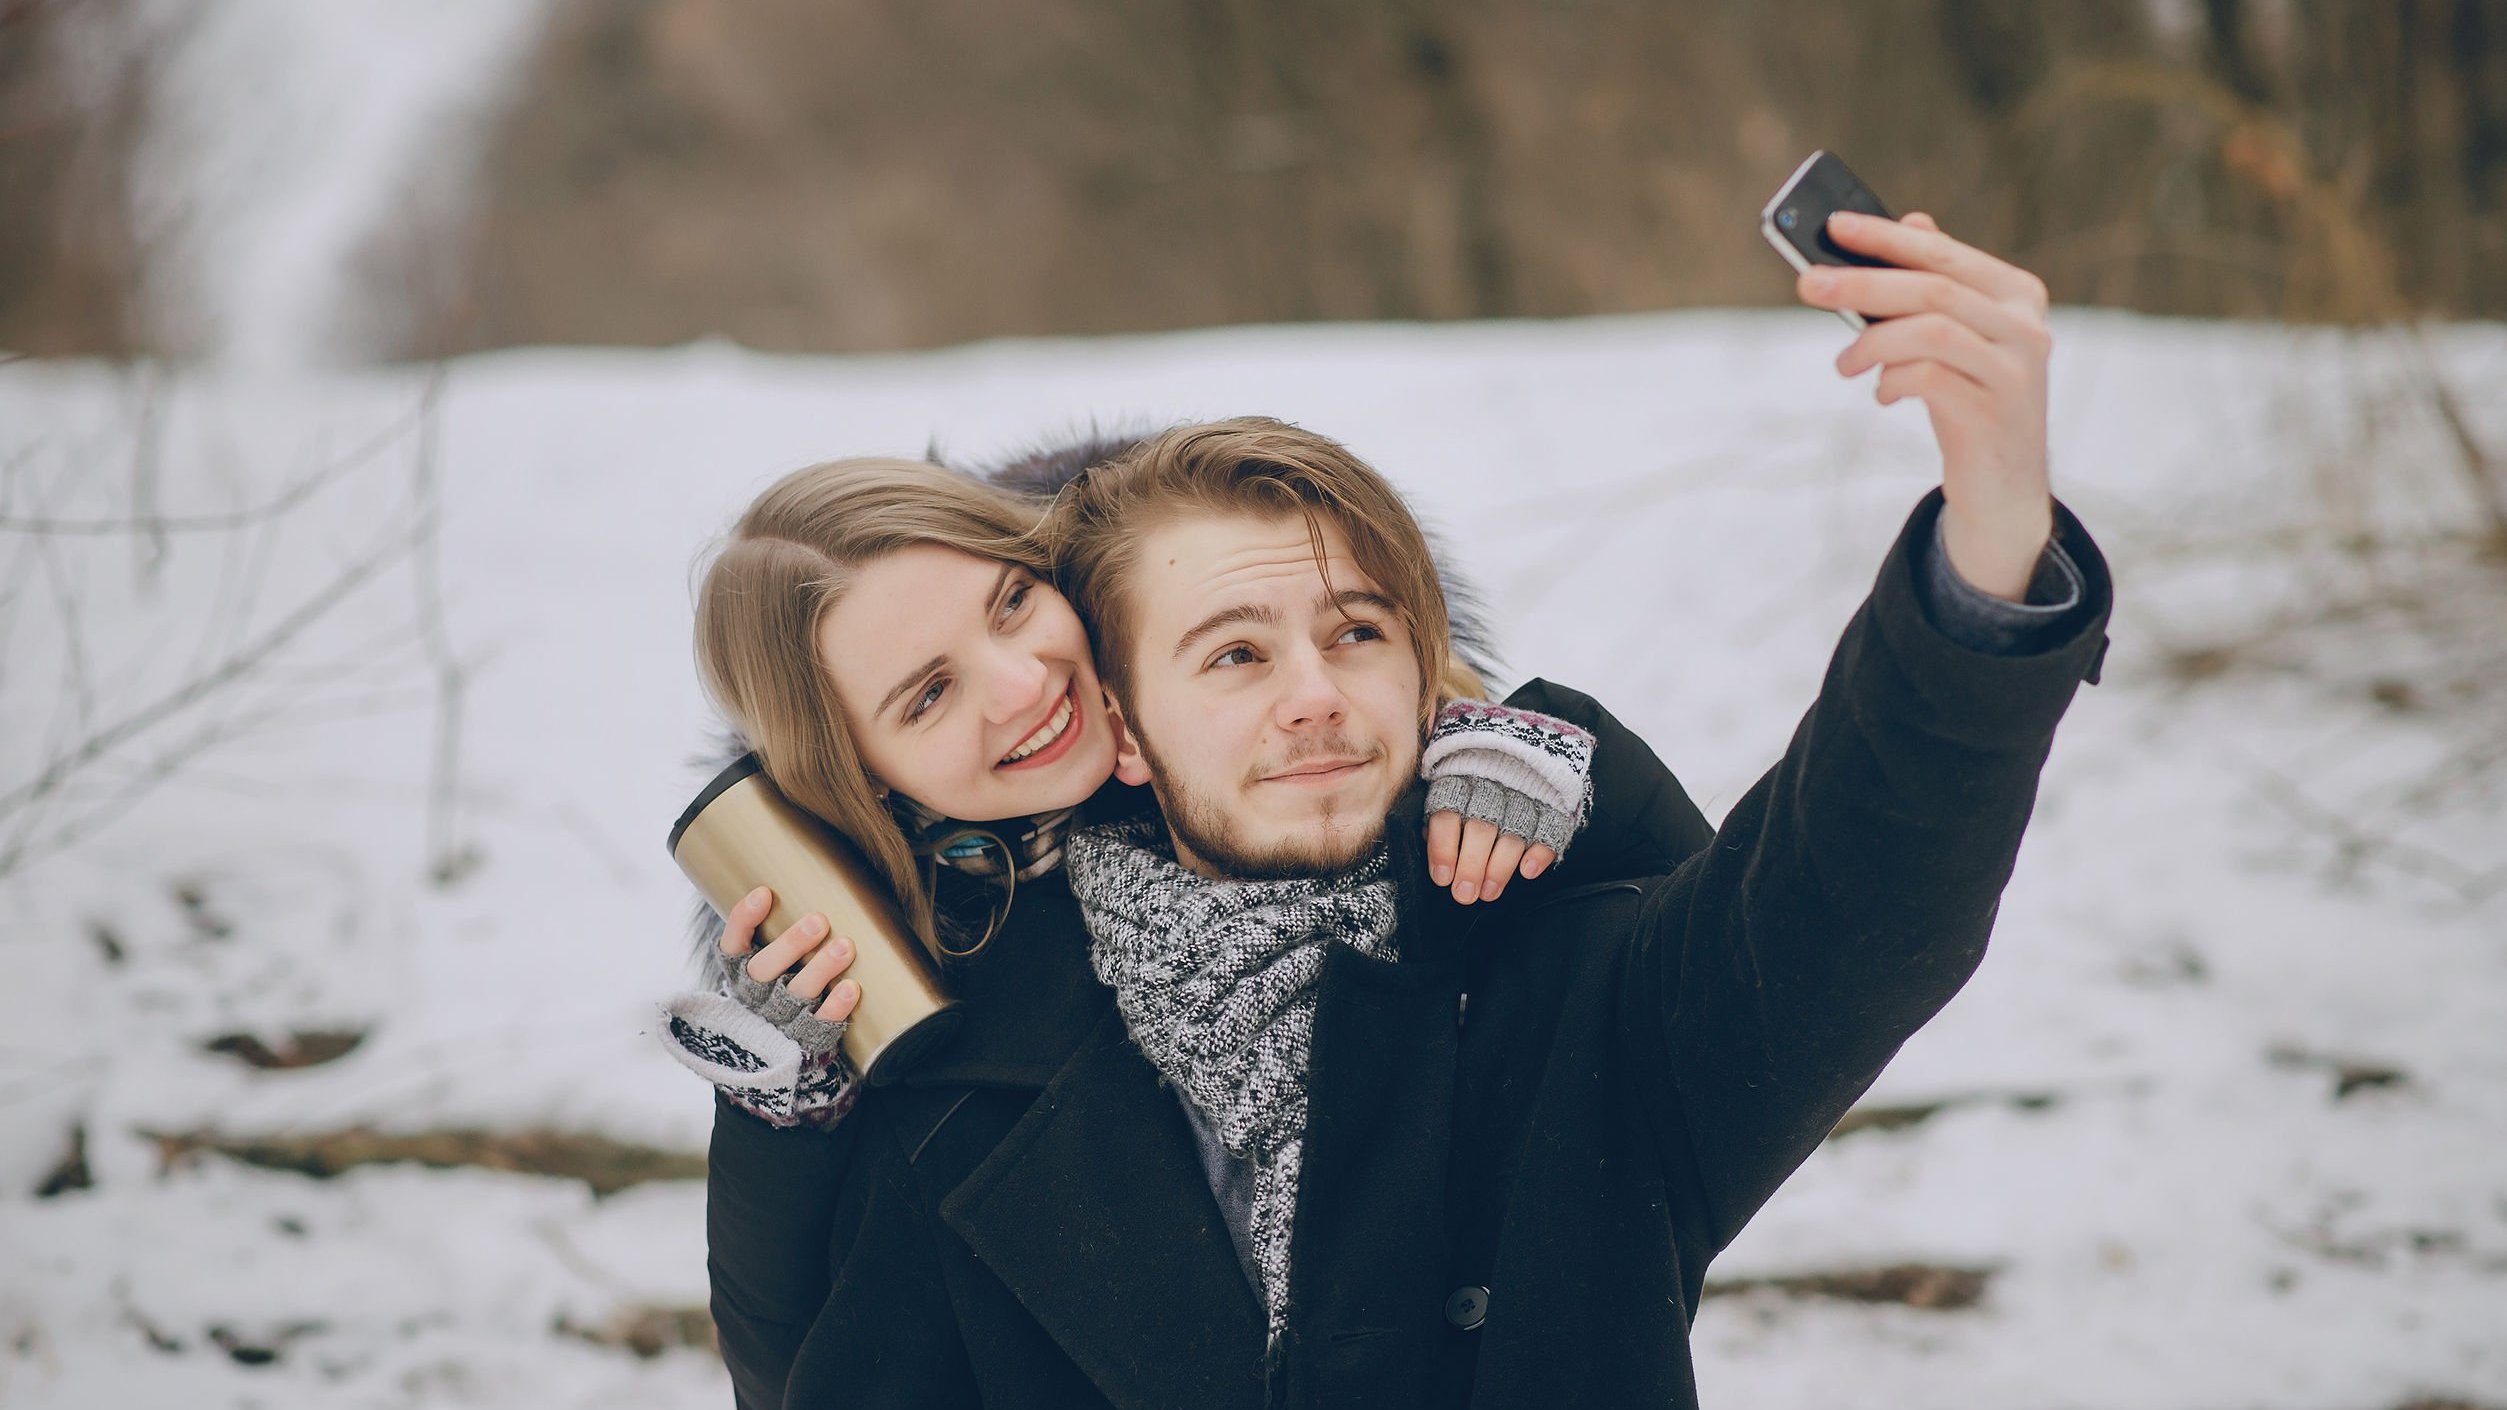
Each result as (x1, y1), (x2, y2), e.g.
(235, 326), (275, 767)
(0, 402), (427, 536)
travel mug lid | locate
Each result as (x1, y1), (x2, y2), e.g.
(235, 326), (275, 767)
(669, 752), (766, 856)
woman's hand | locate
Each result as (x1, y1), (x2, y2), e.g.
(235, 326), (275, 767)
(1797, 210), (2057, 601)
(721, 886), (861, 1022)
(1426, 811), (1557, 906)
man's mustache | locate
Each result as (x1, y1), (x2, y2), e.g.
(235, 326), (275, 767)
(1247, 737), (1383, 784)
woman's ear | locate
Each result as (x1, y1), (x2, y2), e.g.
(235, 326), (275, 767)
(1106, 689), (1153, 787)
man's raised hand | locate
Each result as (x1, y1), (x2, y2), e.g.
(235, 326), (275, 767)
(1795, 210), (2056, 601)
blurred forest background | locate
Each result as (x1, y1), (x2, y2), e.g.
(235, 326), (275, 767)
(5, 0), (2506, 359)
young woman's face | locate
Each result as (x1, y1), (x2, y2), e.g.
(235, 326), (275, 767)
(816, 544), (1118, 823)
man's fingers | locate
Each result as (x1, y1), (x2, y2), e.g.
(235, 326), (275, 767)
(1479, 834), (1531, 904)
(1821, 210), (2048, 310)
(1874, 358), (1992, 413)
(1903, 210), (1942, 232)
(1802, 269), (2042, 350)
(744, 911), (828, 983)
(786, 932), (856, 1002)
(1426, 810), (1463, 888)
(1836, 312), (2026, 396)
(1451, 818), (1500, 904)
(719, 885), (773, 956)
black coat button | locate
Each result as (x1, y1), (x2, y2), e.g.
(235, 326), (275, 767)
(1443, 1285), (1490, 1330)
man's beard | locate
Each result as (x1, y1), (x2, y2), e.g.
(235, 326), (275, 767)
(1131, 726), (1400, 881)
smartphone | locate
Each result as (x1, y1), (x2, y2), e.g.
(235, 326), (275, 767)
(1760, 150), (1897, 330)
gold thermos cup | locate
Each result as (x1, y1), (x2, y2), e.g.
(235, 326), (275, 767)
(668, 754), (959, 1083)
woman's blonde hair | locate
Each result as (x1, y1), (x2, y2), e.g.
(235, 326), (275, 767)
(693, 457), (1052, 948)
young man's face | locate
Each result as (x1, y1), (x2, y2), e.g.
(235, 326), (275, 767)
(1110, 511), (1424, 879)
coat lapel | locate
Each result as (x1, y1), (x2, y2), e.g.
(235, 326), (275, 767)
(1277, 851), (1475, 1400)
(940, 1008), (1269, 1410)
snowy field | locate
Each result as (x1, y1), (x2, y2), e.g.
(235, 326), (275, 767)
(2, 310), (2504, 1408)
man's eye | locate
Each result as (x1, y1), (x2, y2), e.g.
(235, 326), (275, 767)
(1334, 622), (1385, 645)
(904, 678), (948, 722)
(1210, 646), (1258, 669)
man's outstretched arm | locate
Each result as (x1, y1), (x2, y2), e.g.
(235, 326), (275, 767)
(1621, 214), (2112, 1253)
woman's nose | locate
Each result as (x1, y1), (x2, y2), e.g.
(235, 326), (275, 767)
(980, 643), (1053, 724)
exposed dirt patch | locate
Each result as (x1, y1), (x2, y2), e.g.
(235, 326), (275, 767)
(555, 1305), (716, 1360)
(145, 1126), (705, 1196)
(1703, 1263), (1995, 1311)
(2266, 1043), (2413, 1101)
(199, 1029), (368, 1070)
(1826, 1089), (2063, 1140)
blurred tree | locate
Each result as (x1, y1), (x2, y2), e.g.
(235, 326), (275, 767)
(0, 0), (155, 356)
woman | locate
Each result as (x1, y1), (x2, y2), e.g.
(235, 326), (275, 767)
(658, 441), (1645, 1405)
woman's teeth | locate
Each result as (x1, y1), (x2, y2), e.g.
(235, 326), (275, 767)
(999, 692), (1075, 765)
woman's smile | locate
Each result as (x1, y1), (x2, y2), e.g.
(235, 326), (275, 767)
(997, 684), (1082, 770)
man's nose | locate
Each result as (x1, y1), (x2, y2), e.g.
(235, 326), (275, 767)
(1272, 642), (1349, 730)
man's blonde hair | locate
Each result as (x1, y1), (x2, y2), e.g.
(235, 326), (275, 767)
(1043, 417), (1481, 726)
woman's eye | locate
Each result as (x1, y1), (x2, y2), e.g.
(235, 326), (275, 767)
(999, 581), (1032, 623)
(904, 678), (948, 723)
(1334, 622), (1385, 646)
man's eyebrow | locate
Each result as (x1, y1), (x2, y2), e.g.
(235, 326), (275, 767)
(877, 653), (949, 718)
(1172, 602), (1279, 660)
(1323, 589), (1401, 621)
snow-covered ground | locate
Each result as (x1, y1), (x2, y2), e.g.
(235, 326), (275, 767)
(2, 310), (2504, 1408)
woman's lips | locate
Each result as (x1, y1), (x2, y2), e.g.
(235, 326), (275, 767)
(996, 684), (1083, 772)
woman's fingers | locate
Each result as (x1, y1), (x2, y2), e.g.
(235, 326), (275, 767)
(786, 931), (857, 1002)
(1426, 810), (1464, 888)
(1450, 817), (1500, 904)
(743, 911), (829, 984)
(816, 979), (861, 1023)
(1477, 833), (1531, 904)
(719, 885), (773, 957)
(1519, 843), (1557, 880)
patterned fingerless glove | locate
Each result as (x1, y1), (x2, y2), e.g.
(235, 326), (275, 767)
(653, 951), (859, 1129)
(1419, 700), (1596, 859)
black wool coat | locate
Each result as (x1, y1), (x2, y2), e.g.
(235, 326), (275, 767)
(707, 487), (2112, 1409)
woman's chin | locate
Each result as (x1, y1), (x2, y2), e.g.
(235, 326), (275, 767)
(936, 740), (1117, 823)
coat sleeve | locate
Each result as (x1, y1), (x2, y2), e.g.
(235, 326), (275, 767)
(1499, 678), (1716, 880)
(707, 1092), (858, 1409)
(1619, 488), (2111, 1255)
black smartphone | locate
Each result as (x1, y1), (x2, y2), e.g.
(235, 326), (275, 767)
(1760, 150), (1897, 330)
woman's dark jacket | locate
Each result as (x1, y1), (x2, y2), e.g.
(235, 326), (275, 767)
(708, 487), (2112, 1408)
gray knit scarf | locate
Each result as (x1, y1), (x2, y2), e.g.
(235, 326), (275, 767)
(1061, 815), (1399, 1332)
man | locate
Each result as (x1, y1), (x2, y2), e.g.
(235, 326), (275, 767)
(714, 211), (2111, 1408)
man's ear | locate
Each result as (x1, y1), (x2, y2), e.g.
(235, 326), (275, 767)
(1105, 688), (1153, 787)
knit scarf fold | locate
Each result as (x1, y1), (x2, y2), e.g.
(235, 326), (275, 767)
(1062, 816), (1399, 1332)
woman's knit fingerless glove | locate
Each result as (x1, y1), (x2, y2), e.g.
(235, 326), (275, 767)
(652, 950), (859, 1128)
(1419, 700), (1596, 859)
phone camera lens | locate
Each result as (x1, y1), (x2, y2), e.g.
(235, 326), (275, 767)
(1778, 208), (1798, 230)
